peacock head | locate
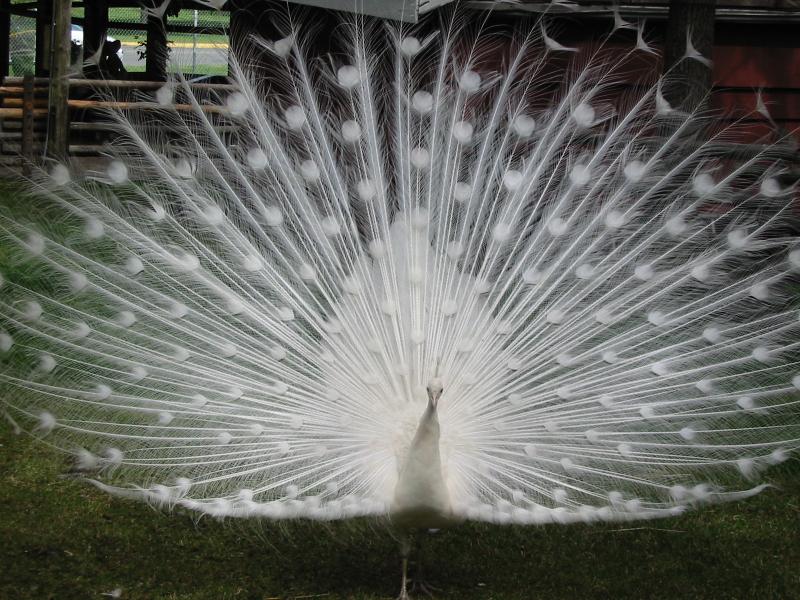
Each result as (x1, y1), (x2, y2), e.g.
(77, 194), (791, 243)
(426, 378), (444, 407)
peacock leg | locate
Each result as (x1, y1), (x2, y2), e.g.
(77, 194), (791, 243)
(396, 536), (412, 600)
(408, 530), (442, 597)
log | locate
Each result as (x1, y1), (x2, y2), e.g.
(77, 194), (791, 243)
(0, 108), (47, 118)
(3, 77), (237, 91)
(69, 122), (124, 132)
(0, 100), (231, 119)
(0, 86), (51, 95)
(1, 142), (109, 154)
(2, 98), (51, 108)
(66, 99), (232, 114)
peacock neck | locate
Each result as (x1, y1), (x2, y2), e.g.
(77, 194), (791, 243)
(390, 398), (452, 529)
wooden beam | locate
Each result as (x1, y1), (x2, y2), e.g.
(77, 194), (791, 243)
(4, 77), (238, 91)
(66, 99), (233, 114)
(0, 107), (48, 118)
(266, 0), (420, 21)
(3, 98), (50, 108)
(47, 0), (72, 159)
(35, 0), (52, 76)
(663, 0), (716, 111)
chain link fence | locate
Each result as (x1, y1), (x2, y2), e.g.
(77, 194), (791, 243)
(106, 7), (229, 77)
(9, 1), (36, 76)
(7, 4), (229, 78)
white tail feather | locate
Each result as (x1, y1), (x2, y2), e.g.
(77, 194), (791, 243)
(0, 7), (798, 526)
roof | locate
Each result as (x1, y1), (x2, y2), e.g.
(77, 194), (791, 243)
(280, 0), (800, 22)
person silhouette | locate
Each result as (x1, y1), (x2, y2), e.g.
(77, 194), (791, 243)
(100, 40), (127, 79)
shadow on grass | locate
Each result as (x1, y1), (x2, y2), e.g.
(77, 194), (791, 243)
(1, 427), (798, 600)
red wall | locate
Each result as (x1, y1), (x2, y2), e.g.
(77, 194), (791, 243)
(712, 44), (800, 137)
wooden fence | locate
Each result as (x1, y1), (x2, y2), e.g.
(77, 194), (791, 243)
(0, 74), (796, 178)
(0, 76), (238, 174)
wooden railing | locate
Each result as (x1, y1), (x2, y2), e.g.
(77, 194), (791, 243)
(0, 76), (237, 173)
(1, 75), (796, 177)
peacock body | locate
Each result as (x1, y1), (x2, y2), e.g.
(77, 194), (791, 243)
(1, 3), (799, 552)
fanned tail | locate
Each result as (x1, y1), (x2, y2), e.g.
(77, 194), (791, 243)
(1, 6), (798, 523)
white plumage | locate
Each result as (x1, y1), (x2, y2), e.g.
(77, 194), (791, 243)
(1, 3), (798, 560)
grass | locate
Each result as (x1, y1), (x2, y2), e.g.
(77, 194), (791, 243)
(1, 426), (798, 600)
(124, 64), (229, 76)
(114, 33), (230, 46)
(183, 64), (227, 77)
(1, 180), (798, 599)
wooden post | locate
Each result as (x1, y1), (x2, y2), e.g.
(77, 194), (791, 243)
(229, 0), (280, 80)
(35, 0), (52, 76)
(21, 74), (35, 175)
(47, 0), (72, 159)
(84, 0), (109, 61)
(229, 0), (270, 52)
(146, 2), (168, 81)
(0, 0), (10, 80)
(663, 0), (716, 111)
(228, 0), (248, 60)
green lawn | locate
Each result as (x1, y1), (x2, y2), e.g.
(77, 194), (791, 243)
(1, 425), (798, 600)
(114, 33), (230, 45)
(124, 64), (229, 76)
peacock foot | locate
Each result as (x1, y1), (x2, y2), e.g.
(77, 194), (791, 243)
(410, 578), (442, 598)
(396, 580), (440, 600)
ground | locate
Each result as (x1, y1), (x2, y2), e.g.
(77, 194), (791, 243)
(1, 425), (798, 600)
